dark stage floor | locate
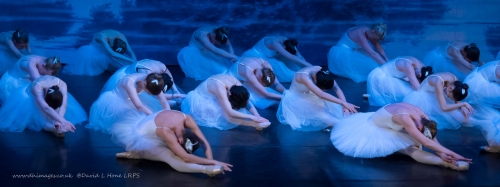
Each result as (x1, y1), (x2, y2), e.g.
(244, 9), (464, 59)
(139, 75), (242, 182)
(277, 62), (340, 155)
(0, 66), (499, 187)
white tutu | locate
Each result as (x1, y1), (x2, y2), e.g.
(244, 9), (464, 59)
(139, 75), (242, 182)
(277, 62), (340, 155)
(111, 111), (167, 151)
(181, 81), (246, 130)
(87, 90), (163, 134)
(246, 85), (280, 109)
(63, 40), (133, 76)
(403, 85), (462, 130)
(330, 112), (418, 158)
(0, 71), (30, 104)
(367, 68), (413, 106)
(464, 67), (500, 108)
(0, 85), (88, 132)
(277, 90), (342, 131)
(177, 45), (232, 81)
(471, 104), (500, 147)
(0, 45), (20, 74)
(327, 32), (380, 83)
(423, 47), (468, 81)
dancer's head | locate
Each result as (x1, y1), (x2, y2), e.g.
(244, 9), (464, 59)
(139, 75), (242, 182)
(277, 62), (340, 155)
(228, 86), (249, 110)
(417, 66), (433, 83)
(461, 43), (480, 62)
(214, 26), (229, 45)
(368, 23), (387, 41)
(315, 67), (335, 90)
(12, 29), (29, 49)
(420, 117), (437, 139)
(283, 38), (299, 55)
(45, 85), (63, 109)
(445, 81), (469, 101)
(181, 130), (203, 154)
(41, 56), (61, 76)
(145, 73), (164, 96)
(256, 68), (276, 87)
(112, 38), (127, 54)
(161, 73), (174, 93)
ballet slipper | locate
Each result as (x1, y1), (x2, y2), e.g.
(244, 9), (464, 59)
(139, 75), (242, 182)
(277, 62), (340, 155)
(116, 152), (141, 159)
(255, 122), (271, 131)
(480, 146), (500, 153)
(442, 161), (469, 171)
(204, 165), (223, 177)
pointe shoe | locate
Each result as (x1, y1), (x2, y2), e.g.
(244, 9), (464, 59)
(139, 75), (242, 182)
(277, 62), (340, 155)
(255, 122), (271, 131)
(363, 94), (369, 98)
(116, 152), (141, 159)
(204, 166), (223, 177)
(443, 161), (469, 171)
(480, 146), (500, 153)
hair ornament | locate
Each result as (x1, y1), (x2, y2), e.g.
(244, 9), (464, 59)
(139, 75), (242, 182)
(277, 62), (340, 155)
(184, 138), (198, 154)
(17, 31), (20, 37)
(423, 126), (432, 139)
(151, 79), (158, 85)
(53, 57), (58, 64)
(116, 47), (122, 53)
(322, 70), (330, 74)
(222, 34), (227, 40)
(266, 76), (271, 83)
(48, 88), (54, 94)
(462, 88), (465, 95)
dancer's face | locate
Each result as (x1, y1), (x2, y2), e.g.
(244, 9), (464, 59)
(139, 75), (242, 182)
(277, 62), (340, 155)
(445, 86), (456, 101)
(14, 41), (27, 49)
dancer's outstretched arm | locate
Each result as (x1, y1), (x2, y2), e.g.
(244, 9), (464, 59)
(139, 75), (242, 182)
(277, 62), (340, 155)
(184, 115), (213, 159)
(5, 38), (24, 58)
(243, 69), (282, 100)
(96, 35), (135, 63)
(213, 85), (267, 122)
(198, 35), (238, 60)
(121, 79), (153, 115)
(271, 40), (312, 67)
(401, 62), (421, 90)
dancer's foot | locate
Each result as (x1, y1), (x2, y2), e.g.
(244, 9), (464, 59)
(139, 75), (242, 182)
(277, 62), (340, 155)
(204, 165), (223, 177)
(363, 94), (369, 98)
(443, 161), (469, 171)
(480, 146), (500, 153)
(255, 122), (271, 131)
(116, 152), (141, 159)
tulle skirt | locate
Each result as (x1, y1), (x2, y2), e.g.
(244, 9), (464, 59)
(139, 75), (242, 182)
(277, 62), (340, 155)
(277, 90), (342, 131)
(367, 68), (413, 106)
(111, 111), (167, 151)
(464, 69), (500, 108)
(0, 45), (20, 75)
(181, 87), (246, 130)
(0, 71), (30, 104)
(0, 87), (88, 132)
(330, 112), (418, 158)
(471, 104), (500, 147)
(423, 47), (468, 81)
(177, 46), (232, 81)
(63, 41), (133, 76)
(327, 45), (380, 83)
(87, 91), (163, 134)
(243, 49), (301, 82)
(403, 90), (462, 130)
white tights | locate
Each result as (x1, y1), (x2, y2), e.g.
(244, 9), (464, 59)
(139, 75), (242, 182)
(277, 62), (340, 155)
(138, 146), (208, 173)
(398, 146), (445, 166)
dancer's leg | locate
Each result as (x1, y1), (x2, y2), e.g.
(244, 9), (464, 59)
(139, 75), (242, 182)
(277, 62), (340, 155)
(138, 146), (221, 174)
(398, 146), (468, 170)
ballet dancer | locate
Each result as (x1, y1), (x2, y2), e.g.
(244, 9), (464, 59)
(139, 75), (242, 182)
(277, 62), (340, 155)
(331, 103), (471, 171)
(0, 30), (31, 74)
(181, 74), (270, 130)
(328, 23), (388, 83)
(464, 60), (500, 153)
(0, 76), (88, 137)
(63, 29), (137, 76)
(0, 55), (60, 104)
(403, 72), (473, 130)
(178, 26), (238, 80)
(277, 67), (358, 131)
(225, 57), (285, 109)
(113, 110), (232, 177)
(242, 36), (312, 82)
(101, 59), (185, 107)
(423, 41), (482, 81)
(367, 56), (433, 106)
(87, 73), (169, 134)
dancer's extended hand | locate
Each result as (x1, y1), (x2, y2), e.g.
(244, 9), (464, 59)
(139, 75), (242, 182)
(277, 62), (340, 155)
(438, 152), (454, 163)
(251, 116), (268, 123)
(213, 161), (233, 173)
(460, 106), (472, 118)
(342, 102), (359, 115)
(451, 153), (473, 164)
